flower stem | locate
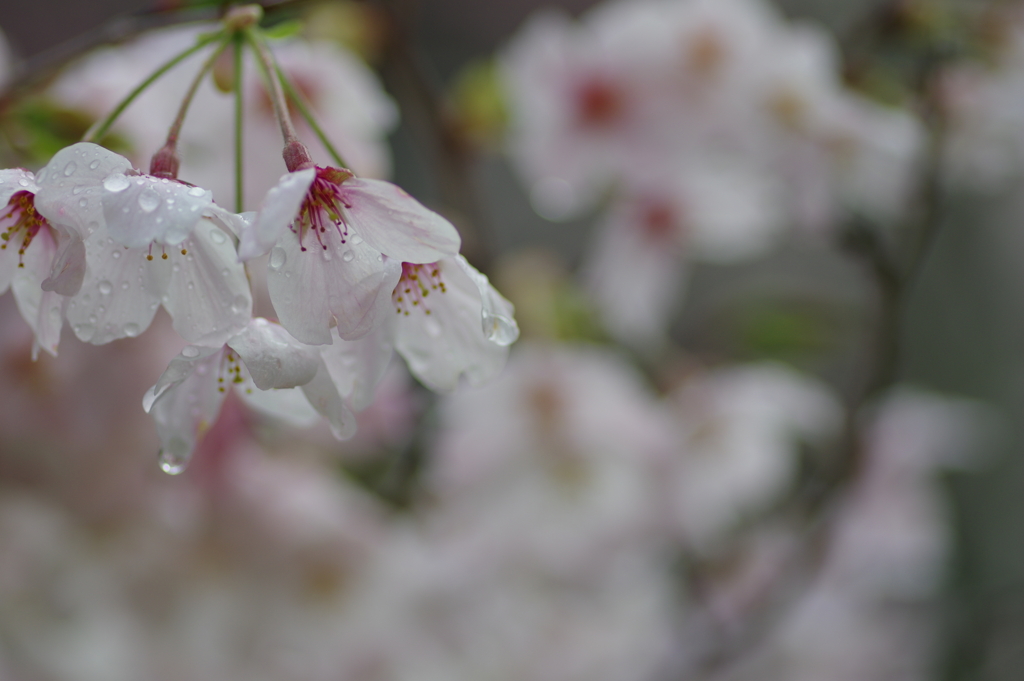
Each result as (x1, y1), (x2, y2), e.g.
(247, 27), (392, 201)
(83, 31), (223, 144)
(243, 27), (300, 146)
(269, 50), (349, 168)
(233, 32), (245, 213)
(164, 37), (231, 148)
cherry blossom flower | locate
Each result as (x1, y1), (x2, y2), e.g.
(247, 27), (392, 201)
(143, 317), (356, 473)
(0, 163), (98, 358)
(33, 143), (253, 346)
(239, 163), (461, 345)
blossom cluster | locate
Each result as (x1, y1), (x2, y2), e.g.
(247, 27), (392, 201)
(499, 0), (922, 346)
(0, 28), (518, 473)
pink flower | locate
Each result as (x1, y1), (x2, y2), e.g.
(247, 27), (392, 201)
(239, 164), (461, 345)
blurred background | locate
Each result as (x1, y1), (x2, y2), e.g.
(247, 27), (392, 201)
(0, 0), (1022, 679)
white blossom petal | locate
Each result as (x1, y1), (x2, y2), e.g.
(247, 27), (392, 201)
(0, 169), (38, 206)
(66, 224), (164, 344)
(238, 168), (315, 260)
(319, 318), (396, 411)
(237, 386), (320, 427)
(143, 346), (227, 473)
(101, 174), (212, 248)
(267, 229), (401, 345)
(227, 317), (319, 390)
(394, 257), (515, 392)
(40, 225), (86, 296)
(454, 254), (520, 346)
(11, 228), (64, 358)
(340, 178), (462, 263)
(162, 217), (252, 347)
(300, 359), (358, 439)
(34, 142), (133, 239)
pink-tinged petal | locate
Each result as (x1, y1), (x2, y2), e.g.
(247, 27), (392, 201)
(227, 317), (319, 390)
(101, 174), (212, 248)
(66, 224), (164, 344)
(267, 230), (401, 345)
(10, 228), (64, 358)
(320, 318), (396, 411)
(40, 225), (86, 296)
(162, 217), (252, 347)
(452, 254), (520, 346)
(300, 359), (358, 439)
(0, 169), (38, 206)
(339, 178), (462, 263)
(393, 257), (515, 392)
(143, 347), (227, 474)
(34, 143), (133, 239)
(239, 168), (315, 260)
(237, 386), (319, 427)
(206, 204), (251, 239)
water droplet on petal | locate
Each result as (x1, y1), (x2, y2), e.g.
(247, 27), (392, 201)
(482, 311), (520, 346)
(121, 281), (129, 290)
(158, 444), (189, 475)
(123, 323), (140, 337)
(103, 173), (130, 193)
(138, 187), (160, 213)
(341, 249), (354, 262)
(181, 345), (200, 358)
(111, 250), (121, 259)
(351, 235), (363, 245)
(186, 281), (194, 290)
(187, 186), (207, 197)
(63, 161), (77, 176)
(89, 159), (100, 170)
(17, 178), (28, 187)
(98, 280), (113, 295)
(209, 228), (227, 245)
(269, 247), (286, 270)
(78, 198), (88, 208)
(230, 294), (249, 314)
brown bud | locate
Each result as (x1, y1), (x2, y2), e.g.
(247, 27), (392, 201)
(149, 142), (181, 179)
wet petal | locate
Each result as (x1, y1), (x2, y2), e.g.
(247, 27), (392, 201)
(300, 359), (358, 439)
(11, 228), (64, 358)
(101, 174), (212, 248)
(453, 254), (520, 346)
(394, 256), (516, 392)
(339, 178), (462, 263)
(238, 386), (319, 427)
(143, 347), (227, 474)
(66, 223), (164, 345)
(267, 229), (401, 345)
(40, 225), (86, 296)
(319, 318), (396, 411)
(227, 317), (319, 390)
(163, 217), (252, 347)
(34, 142), (133, 239)
(0, 169), (38, 206)
(239, 168), (315, 260)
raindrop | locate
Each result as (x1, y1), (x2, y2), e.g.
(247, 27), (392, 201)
(172, 264), (181, 273)
(17, 178), (28, 187)
(342, 249), (354, 262)
(138, 188), (160, 213)
(221, 268), (229, 277)
(351, 235), (363, 245)
(63, 161), (77, 176)
(166, 198), (175, 206)
(98, 280), (113, 295)
(121, 281), (129, 290)
(72, 186), (84, 195)
(124, 323), (140, 337)
(78, 198), (88, 208)
(187, 186), (207, 197)
(158, 445), (189, 475)
(181, 345), (200, 358)
(186, 281), (195, 290)
(269, 247), (287, 270)
(88, 315), (98, 324)
(102, 174), (130, 193)
(112, 250), (122, 259)
(230, 294), (249, 314)
(89, 160), (100, 170)
(209, 228), (227, 245)
(482, 312), (520, 346)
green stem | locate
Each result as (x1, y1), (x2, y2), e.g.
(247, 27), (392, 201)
(233, 33), (245, 213)
(83, 31), (223, 144)
(243, 27), (299, 145)
(165, 37), (231, 146)
(269, 47), (349, 168)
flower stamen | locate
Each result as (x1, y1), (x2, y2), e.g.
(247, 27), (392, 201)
(393, 262), (446, 316)
(0, 191), (49, 269)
